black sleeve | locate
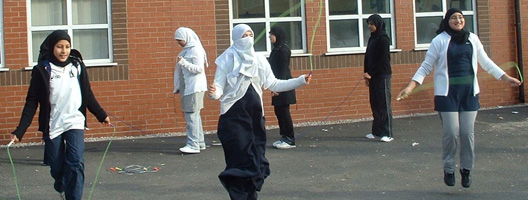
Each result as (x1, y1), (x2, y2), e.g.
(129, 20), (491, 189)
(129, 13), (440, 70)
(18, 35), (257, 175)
(82, 65), (108, 122)
(274, 47), (292, 79)
(12, 67), (42, 140)
(366, 36), (390, 76)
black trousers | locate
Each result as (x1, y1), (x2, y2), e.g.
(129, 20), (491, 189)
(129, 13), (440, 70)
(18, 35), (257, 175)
(369, 75), (393, 137)
(217, 85), (270, 200)
(273, 105), (294, 140)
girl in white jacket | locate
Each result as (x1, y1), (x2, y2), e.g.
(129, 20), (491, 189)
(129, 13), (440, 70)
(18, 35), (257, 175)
(174, 27), (208, 154)
(398, 8), (521, 188)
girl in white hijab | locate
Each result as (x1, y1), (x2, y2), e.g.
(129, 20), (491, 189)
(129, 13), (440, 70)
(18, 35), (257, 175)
(208, 24), (312, 199)
(174, 27), (208, 154)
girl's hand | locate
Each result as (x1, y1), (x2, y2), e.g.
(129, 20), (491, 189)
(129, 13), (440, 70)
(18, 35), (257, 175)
(207, 85), (216, 96)
(101, 117), (110, 125)
(305, 73), (312, 84)
(501, 74), (522, 87)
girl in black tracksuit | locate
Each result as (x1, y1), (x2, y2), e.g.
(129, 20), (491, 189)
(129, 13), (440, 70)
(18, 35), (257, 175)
(268, 27), (297, 149)
(363, 14), (393, 142)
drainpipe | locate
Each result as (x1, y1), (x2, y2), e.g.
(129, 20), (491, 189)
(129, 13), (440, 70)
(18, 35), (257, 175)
(515, 0), (525, 103)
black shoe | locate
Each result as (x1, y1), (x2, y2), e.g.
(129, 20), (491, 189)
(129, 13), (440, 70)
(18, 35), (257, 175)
(460, 168), (472, 188)
(444, 171), (455, 186)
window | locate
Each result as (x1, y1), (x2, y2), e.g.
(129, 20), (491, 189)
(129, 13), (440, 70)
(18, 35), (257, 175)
(231, 0), (305, 54)
(327, 0), (395, 53)
(27, 0), (112, 65)
(414, 0), (476, 48)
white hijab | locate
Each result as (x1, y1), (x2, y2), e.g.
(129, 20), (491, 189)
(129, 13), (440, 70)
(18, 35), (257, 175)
(216, 24), (258, 80)
(174, 27), (208, 67)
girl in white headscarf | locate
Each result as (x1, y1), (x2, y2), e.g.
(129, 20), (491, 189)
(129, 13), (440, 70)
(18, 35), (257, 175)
(174, 27), (208, 154)
(208, 24), (312, 199)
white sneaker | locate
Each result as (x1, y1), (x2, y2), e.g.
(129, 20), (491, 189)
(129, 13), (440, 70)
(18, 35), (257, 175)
(274, 141), (296, 149)
(272, 140), (282, 147)
(365, 133), (376, 139)
(179, 146), (200, 154)
(380, 136), (394, 142)
(200, 145), (206, 150)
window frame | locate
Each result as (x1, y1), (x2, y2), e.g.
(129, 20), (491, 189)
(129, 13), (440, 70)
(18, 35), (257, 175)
(229, 0), (307, 55)
(413, 0), (477, 49)
(326, 0), (396, 53)
(26, 0), (113, 66)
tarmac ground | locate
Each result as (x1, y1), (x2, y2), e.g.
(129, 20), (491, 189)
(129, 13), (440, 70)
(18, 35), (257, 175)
(1, 105), (527, 200)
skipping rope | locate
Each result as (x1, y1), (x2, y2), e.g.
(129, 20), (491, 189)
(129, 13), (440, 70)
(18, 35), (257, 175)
(7, 140), (21, 200)
(87, 123), (116, 200)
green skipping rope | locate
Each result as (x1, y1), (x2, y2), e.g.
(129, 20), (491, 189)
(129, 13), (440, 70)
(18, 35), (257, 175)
(7, 140), (22, 200)
(88, 123), (116, 200)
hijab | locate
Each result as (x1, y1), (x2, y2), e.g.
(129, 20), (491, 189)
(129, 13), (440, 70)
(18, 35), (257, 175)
(436, 8), (469, 44)
(270, 26), (287, 49)
(38, 30), (72, 67)
(216, 24), (258, 79)
(367, 14), (388, 38)
(174, 27), (208, 67)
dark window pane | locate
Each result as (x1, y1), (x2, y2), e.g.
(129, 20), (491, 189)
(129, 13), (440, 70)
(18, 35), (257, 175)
(232, 0), (265, 19)
(415, 0), (442, 12)
(329, 19), (359, 48)
(329, 0), (358, 15)
(447, 0), (472, 11)
(271, 22), (303, 50)
(362, 0), (390, 14)
(269, 0), (301, 17)
(416, 16), (442, 44)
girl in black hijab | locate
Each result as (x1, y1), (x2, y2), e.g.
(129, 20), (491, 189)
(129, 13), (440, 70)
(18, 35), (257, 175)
(12, 30), (110, 200)
(363, 14), (393, 143)
(398, 8), (521, 188)
(268, 26), (297, 149)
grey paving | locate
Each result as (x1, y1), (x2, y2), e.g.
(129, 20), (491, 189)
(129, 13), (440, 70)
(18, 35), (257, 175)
(1, 105), (527, 200)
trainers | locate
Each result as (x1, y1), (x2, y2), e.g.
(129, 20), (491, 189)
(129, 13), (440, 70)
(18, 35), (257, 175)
(199, 144), (206, 150)
(179, 146), (200, 154)
(365, 133), (376, 139)
(272, 139), (283, 147)
(274, 141), (296, 149)
(444, 171), (455, 186)
(460, 168), (472, 188)
(380, 136), (394, 142)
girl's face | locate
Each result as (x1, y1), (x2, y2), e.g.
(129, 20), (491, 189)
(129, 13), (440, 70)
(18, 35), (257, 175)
(368, 22), (377, 33)
(53, 40), (71, 62)
(449, 12), (465, 31)
(242, 30), (253, 38)
(176, 39), (186, 47)
(269, 33), (276, 44)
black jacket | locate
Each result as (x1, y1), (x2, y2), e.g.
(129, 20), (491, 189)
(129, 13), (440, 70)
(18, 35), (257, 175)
(12, 51), (107, 141)
(364, 33), (391, 76)
(269, 44), (296, 106)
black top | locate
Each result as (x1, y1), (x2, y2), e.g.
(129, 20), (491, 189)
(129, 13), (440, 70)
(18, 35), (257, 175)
(364, 14), (391, 76)
(269, 27), (296, 106)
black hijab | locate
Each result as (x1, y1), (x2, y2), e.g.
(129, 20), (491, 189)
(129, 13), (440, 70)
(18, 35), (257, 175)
(436, 8), (469, 44)
(367, 14), (388, 38)
(270, 26), (287, 49)
(38, 30), (72, 67)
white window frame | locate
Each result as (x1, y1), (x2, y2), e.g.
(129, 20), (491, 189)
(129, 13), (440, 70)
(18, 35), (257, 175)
(326, 0), (396, 54)
(26, 0), (113, 67)
(229, 0), (307, 55)
(414, 0), (477, 50)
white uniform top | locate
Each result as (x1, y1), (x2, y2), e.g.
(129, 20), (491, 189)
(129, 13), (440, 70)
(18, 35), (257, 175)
(49, 62), (85, 139)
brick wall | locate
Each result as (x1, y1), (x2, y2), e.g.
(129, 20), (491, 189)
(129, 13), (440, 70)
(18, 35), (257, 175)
(0, 0), (526, 144)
